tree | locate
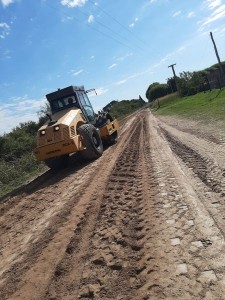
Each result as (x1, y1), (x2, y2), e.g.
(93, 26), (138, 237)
(146, 82), (160, 101)
(1, 122), (37, 161)
(37, 102), (51, 126)
(146, 83), (169, 102)
(167, 77), (177, 93)
(176, 71), (205, 97)
(150, 84), (168, 100)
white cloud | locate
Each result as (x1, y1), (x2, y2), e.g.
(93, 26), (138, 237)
(152, 50), (178, 67)
(208, 24), (225, 36)
(89, 87), (108, 97)
(1, 0), (14, 7)
(199, 4), (225, 30)
(16, 100), (46, 112)
(108, 63), (117, 69)
(88, 15), (94, 23)
(129, 17), (138, 28)
(172, 11), (181, 17)
(116, 79), (127, 85)
(115, 71), (147, 86)
(1, 49), (11, 60)
(151, 43), (188, 69)
(207, 0), (222, 9)
(60, 0), (87, 8)
(0, 96), (45, 135)
(139, 0), (157, 14)
(177, 45), (186, 52)
(71, 69), (84, 76)
(117, 53), (133, 61)
(0, 22), (10, 39)
(61, 16), (74, 22)
(0, 110), (38, 135)
(187, 11), (195, 18)
(95, 87), (108, 96)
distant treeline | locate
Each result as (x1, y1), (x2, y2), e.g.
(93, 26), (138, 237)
(104, 96), (146, 119)
(146, 61), (225, 102)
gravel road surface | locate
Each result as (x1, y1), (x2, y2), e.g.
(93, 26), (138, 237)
(1, 109), (225, 299)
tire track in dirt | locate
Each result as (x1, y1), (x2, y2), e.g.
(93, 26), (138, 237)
(2, 109), (225, 299)
(0, 113), (142, 300)
(0, 161), (104, 297)
(45, 116), (152, 299)
(159, 124), (225, 244)
(142, 112), (225, 299)
(161, 129), (225, 195)
(158, 115), (225, 146)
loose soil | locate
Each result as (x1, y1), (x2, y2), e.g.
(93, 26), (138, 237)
(1, 109), (225, 299)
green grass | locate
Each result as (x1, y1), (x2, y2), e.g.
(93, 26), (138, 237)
(151, 89), (225, 122)
(0, 153), (46, 198)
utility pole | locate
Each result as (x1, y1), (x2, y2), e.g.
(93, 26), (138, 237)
(210, 32), (225, 86)
(168, 63), (177, 91)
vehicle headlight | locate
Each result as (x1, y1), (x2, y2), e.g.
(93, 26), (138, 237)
(54, 126), (60, 131)
(40, 130), (46, 136)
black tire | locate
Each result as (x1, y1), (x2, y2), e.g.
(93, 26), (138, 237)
(78, 124), (103, 160)
(108, 130), (118, 145)
(95, 112), (114, 128)
(45, 154), (69, 169)
(103, 130), (118, 146)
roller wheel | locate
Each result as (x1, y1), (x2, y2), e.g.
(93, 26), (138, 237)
(108, 130), (118, 145)
(78, 124), (103, 160)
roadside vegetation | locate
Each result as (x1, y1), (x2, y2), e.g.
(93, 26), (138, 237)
(104, 97), (146, 119)
(0, 121), (47, 197)
(146, 60), (225, 124)
(146, 61), (225, 102)
(149, 88), (225, 122)
(0, 98), (145, 198)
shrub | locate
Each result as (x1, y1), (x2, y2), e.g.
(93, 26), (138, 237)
(176, 71), (205, 97)
(148, 84), (169, 101)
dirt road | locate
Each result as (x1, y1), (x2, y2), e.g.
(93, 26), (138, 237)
(1, 108), (225, 299)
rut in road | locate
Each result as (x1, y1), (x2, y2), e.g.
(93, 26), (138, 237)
(161, 128), (225, 195)
(0, 114), (141, 299)
(45, 115), (157, 300)
(160, 125), (225, 241)
(3, 109), (225, 299)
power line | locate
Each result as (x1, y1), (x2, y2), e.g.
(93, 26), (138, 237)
(45, 2), (154, 56)
(88, 0), (162, 58)
(76, 5), (152, 56)
(197, 37), (211, 68)
(47, 1), (162, 58)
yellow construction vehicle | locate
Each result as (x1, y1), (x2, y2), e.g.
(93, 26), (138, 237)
(34, 85), (119, 168)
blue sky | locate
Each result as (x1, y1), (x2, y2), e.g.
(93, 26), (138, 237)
(0, 0), (225, 134)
